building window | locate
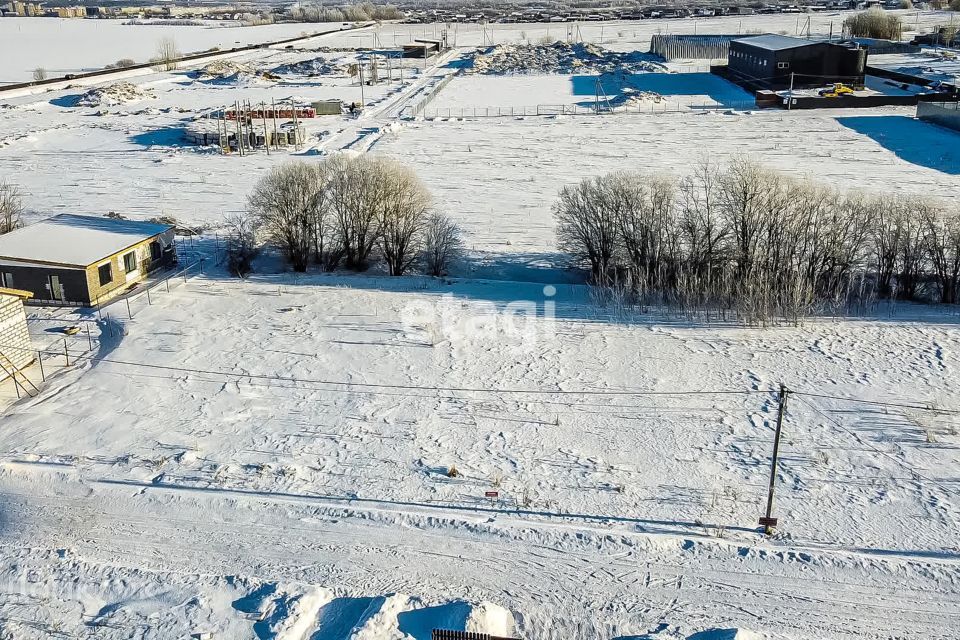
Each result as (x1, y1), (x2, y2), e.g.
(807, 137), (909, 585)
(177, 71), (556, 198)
(150, 241), (161, 261)
(0, 272), (11, 288)
(98, 263), (112, 286)
(778, 62), (790, 69)
(123, 251), (137, 274)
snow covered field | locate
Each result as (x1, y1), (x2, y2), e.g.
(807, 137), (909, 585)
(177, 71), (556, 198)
(376, 108), (960, 260)
(0, 18), (347, 84)
(3, 12), (960, 640)
(1, 271), (959, 638)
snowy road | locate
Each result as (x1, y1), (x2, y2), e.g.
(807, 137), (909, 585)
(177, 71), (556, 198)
(1, 466), (958, 639)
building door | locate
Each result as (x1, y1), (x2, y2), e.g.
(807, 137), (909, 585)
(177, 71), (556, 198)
(47, 274), (64, 301)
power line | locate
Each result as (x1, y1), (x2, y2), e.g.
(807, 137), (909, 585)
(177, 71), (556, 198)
(0, 340), (772, 399)
(792, 390), (960, 415)
(793, 394), (959, 497)
(80, 353), (776, 398)
(10, 336), (960, 414)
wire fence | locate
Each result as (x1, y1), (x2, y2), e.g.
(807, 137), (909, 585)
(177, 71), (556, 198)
(1, 259), (206, 401)
(104, 259), (205, 320)
(418, 99), (757, 119)
(405, 70), (463, 117)
(1, 318), (101, 401)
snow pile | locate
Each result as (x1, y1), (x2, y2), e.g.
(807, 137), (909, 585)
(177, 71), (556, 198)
(196, 60), (260, 83)
(684, 629), (766, 640)
(464, 601), (516, 636)
(272, 56), (348, 77)
(609, 87), (663, 110)
(470, 42), (666, 75)
(260, 587), (331, 640)
(74, 81), (155, 107)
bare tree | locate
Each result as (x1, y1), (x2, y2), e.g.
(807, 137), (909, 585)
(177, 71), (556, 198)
(422, 213), (462, 277)
(327, 155), (384, 271)
(224, 210), (259, 277)
(552, 158), (908, 325)
(0, 181), (24, 235)
(554, 176), (620, 283)
(32, 67), (47, 82)
(678, 160), (727, 281)
(247, 161), (320, 272)
(925, 205), (960, 304)
(375, 158), (432, 276)
(896, 199), (930, 301)
(613, 172), (680, 293)
(154, 37), (180, 71)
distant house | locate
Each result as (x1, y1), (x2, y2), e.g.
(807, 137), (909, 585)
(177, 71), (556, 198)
(727, 34), (867, 90)
(0, 214), (176, 306)
(0, 287), (33, 378)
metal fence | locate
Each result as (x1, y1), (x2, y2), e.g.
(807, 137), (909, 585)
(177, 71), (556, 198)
(419, 99), (757, 119)
(406, 70), (463, 117)
(107, 259), (205, 320)
(1, 317), (103, 401)
(1, 259), (204, 402)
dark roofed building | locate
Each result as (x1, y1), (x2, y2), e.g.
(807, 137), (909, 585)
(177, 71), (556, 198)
(727, 34), (868, 90)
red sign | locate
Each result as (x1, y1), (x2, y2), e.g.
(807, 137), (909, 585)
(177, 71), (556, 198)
(484, 491), (499, 498)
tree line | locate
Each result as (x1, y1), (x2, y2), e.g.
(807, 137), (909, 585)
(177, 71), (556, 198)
(554, 159), (960, 324)
(288, 3), (403, 23)
(232, 156), (461, 278)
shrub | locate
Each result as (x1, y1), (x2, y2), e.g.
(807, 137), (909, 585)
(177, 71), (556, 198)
(844, 8), (901, 40)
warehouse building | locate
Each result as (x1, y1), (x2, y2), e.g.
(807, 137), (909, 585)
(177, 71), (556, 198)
(0, 214), (175, 306)
(726, 34), (867, 90)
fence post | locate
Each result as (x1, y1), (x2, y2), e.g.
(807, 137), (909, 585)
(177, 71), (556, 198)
(166, 277), (170, 293)
(38, 351), (45, 382)
(147, 287), (152, 305)
(86, 324), (93, 351)
(126, 298), (132, 319)
(63, 339), (69, 367)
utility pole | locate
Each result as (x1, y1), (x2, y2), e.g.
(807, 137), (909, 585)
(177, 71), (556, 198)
(291, 99), (300, 150)
(234, 100), (243, 155)
(359, 63), (365, 107)
(760, 383), (789, 536)
(261, 101), (269, 154)
(272, 97), (279, 148)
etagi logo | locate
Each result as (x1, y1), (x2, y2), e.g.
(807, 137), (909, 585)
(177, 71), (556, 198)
(400, 285), (558, 352)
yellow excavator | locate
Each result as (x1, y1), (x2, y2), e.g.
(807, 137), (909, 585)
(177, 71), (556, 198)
(818, 83), (855, 98)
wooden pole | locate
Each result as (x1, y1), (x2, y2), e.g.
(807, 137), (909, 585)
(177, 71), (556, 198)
(761, 383), (789, 535)
(63, 339), (69, 366)
(291, 99), (300, 150)
(234, 100), (243, 156)
(262, 101), (270, 154)
(272, 98), (280, 147)
(38, 350), (45, 382)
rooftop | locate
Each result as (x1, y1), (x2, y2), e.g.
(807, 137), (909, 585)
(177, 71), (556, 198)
(0, 214), (172, 268)
(735, 34), (820, 51)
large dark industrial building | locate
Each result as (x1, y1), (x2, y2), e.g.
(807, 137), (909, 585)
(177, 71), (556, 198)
(726, 34), (867, 90)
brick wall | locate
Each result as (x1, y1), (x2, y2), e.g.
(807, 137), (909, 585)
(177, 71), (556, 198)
(85, 234), (171, 305)
(0, 294), (33, 375)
